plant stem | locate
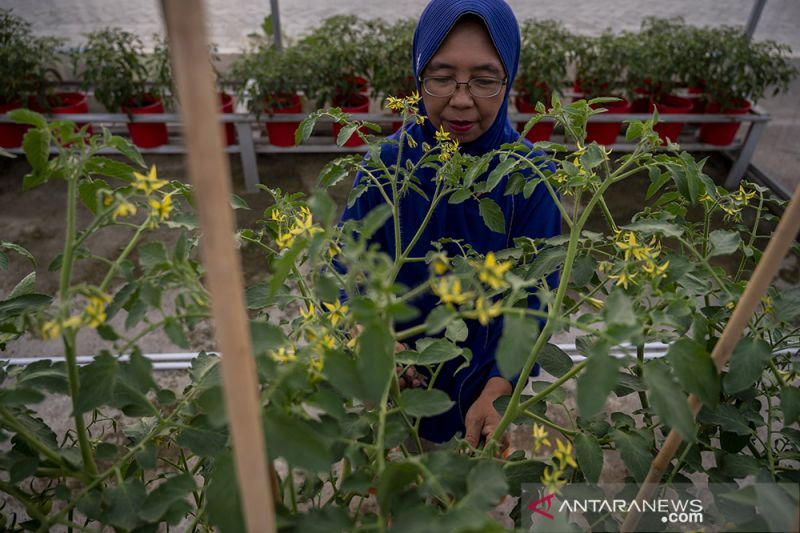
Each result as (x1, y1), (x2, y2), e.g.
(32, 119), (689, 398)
(523, 410), (578, 437)
(635, 344), (652, 424)
(0, 407), (70, 472)
(99, 222), (147, 292)
(58, 174), (98, 477)
(519, 359), (589, 412)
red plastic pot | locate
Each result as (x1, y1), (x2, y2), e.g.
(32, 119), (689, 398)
(515, 95), (555, 142)
(219, 93), (236, 146)
(30, 91), (94, 137)
(699, 99), (752, 146)
(650, 94), (693, 143)
(265, 93), (302, 147)
(573, 78), (609, 98)
(0, 100), (28, 148)
(122, 94), (168, 148)
(332, 93), (370, 147)
(687, 85), (706, 114)
(585, 97), (631, 145)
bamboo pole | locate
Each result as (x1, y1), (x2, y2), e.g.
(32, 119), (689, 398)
(159, 1), (276, 532)
(621, 184), (800, 533)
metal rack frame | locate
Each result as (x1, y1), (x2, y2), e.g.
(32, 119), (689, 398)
(1, 108), (769, 193)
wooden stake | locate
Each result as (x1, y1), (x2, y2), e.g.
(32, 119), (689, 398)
(159, 1), (275, 531)
(621, 184), (800, 533)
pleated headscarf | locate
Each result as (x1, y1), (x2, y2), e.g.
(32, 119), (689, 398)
(411, 0), (521, 155)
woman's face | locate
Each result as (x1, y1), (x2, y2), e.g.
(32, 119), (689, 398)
(420, 19), (506, 144)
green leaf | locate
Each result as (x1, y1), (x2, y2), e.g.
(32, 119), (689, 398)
(396, 338), (462, 365)
(478, 197), (505, 234)
(698, 404), (752, 435)
(538, 343), (573, 377)
(723, 337), (771, 394)
(485, 157), (518, 192)
(140, 473), (196, 522)
(1, 241), (36, 267)
(603, 290), (636, 327)
(107, 135), (145, 168)
(644, 360), (696, 442)
(84, 156), (135, 182)
(206, 453), (245, 533)
(9, 271), (36, 299)
(377, 461), (423, 514)
(574, 433), (603, 483)
(16, 360), (68, 394)
(104, 478), (146, 531)
(75, 354), (118, 413)
(399, 389), (454, 418)
(264, 410), (332, 472)
(579, 144), (605, 170)
(780, 386), (800, 425)
(336, 124), (360, 146)
(621, 219), (684, 238)
(708, 229), (740, 257)
(448, 188), (472, 204)
(503, 459), (547, 497)
(22, 128), (49, 173)
(356, 321), (394, 403)
(78, 178), (111, 214)
(324, 350), (368, 400)
(459, 461), (507, 510)
(229, 193), (249, 210)
(445, 319), (468, 343)
(464, 154), (491, 188)
(359, 204), (392, 239)
(571, 254), (596, 288)
(250, 321), (287, 357)
(269, 237), (305, 295)
(138, 241), (168, 271)
(610, 430), (653, 482)
(496, 315), (539, 379)
(164, 317), (190, 349)
(176, 426), (228, 457)
(667, 338), (720, 407)
(0, 388), (45, 405)
(8, 108), (47, 128)
(577, 353), (618, 418)
(424, 306), (455, 335)
(527, 246), (566, 280)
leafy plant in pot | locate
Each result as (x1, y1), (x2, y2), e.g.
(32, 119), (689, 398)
(299, 15), (377, 146)
(514, 19), (573, 142)
(572, 31), (631, 145)
(365, 18), (416, 132)
(0, 9), (65, 147)
(699, 27), (797, 145)
(229, 20), (305, 147)
(74, 27), (172, 148)
(623, 17), (694, 143)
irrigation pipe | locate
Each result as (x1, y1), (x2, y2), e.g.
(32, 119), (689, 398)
(621, 184), (800, 533)
(159, 1), (275, 531)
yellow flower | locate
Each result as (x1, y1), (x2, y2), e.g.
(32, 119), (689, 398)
(476, 252), (512, 290)
(276, 231), (295, 250)
(309, 356), (324, 373)
(608, 270), (636, 289)
(541, 466), (566, 495)
(553, 439), (577, 470)
(319, 335), (336, 350)
(732, 184), (756, 205)
(586, 296), (605, 310)
(725, 301), (736, 311)
(431, 277), (473, 306)
(432, 255), (449, 275)
(532, 423), (552, 453)
(102, 192), (114, 207)
(415, 115), (426, 125)
(614, 231), (638, 261)
(328, 241), (341, 258)
(290, 206), (322, 237)
(84, 293), (111, 328)
(41, 320), (62, 340)
(642, 259), (669, 278)
(435, 126), (451, 143)
(761, 295), (774, 314)
(474, 296), (502, 326)
(405, 91), (421, 106)
(270, 208), (285, 222)
(133, 165), (167, 195)
(323, 300), (348, 326)
(149, 194), (174, 222)
(406, 135), (418, 148)
(438, 151), (451, 162)
(113, 201), (137, 221)
(385, 96), (404, 111)
(270, 346), (296, 364)
(300, 303), (315, 320)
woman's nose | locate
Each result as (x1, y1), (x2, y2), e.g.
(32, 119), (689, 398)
(449, 84), (475, 107)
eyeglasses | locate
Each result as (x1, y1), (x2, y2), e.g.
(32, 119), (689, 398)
(420, 76), (507, 98)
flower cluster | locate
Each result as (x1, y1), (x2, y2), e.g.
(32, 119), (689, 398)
(540, 438), (577, 495)
(433, 126), (460, 162)
(274, 206), (323, 250)
(385, 91), (425, 129)
(604, 231), (669, 289)
(473, 252), (512, 290)
(40, 291), (112, 340)
(701, 184), (757, 222)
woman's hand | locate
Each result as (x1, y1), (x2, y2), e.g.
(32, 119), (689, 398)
(464, 376), (512, 449)
(396, 365), (428, 390)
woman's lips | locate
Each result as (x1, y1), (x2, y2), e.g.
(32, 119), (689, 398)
(446, 120), (474, 133)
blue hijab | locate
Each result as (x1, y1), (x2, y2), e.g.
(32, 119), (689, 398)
(340, 0), (561, 443)
(412, 0), (521, 156)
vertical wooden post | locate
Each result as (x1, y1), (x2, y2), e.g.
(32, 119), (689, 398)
(621, 184), (800, 533)
(159, 1), (275, 531)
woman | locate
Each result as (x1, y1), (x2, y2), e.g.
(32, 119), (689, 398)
(340, 0), (561, 446)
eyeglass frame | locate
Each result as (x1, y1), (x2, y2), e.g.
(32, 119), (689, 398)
(418, 75), (508, 99)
